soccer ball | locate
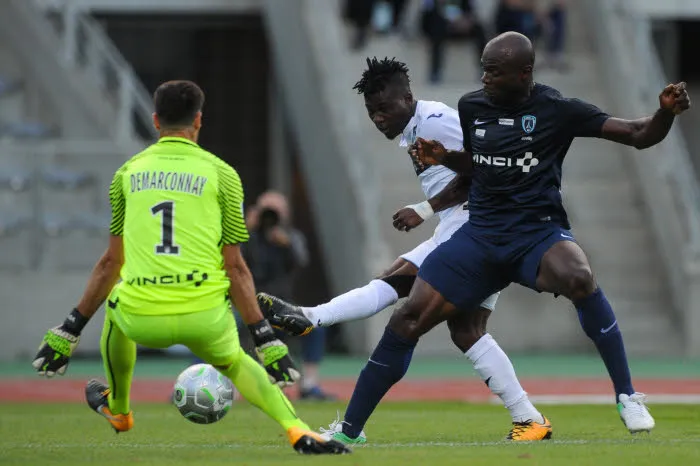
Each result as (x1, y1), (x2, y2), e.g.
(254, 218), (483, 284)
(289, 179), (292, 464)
(172, 364), (235, 424)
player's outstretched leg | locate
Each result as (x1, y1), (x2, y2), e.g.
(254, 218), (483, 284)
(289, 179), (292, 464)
(536, 240), (654, 433)
(257, 293), (315, 336)
(259, 259), (415, 335)
(217, 353), (350, 454)
(259, 279), (401, 334)
(447, 306), (552, 441)
(87, 317), (136, 433)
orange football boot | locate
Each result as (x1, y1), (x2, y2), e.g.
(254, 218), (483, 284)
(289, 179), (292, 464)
(507, 415), (552, 441)
(85, 379), (133, 433)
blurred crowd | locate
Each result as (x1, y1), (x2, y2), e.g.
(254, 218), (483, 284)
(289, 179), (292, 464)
(343, 0), (569, 84)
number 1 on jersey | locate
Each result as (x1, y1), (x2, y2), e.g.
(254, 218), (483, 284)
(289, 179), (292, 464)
(151, 201), (180, 255)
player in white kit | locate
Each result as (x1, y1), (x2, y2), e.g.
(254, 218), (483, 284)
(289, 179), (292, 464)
(259, 58), (551, 441)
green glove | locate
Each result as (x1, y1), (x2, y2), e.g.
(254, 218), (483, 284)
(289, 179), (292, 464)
(249, 319), (301, 387)
(32, 309), (88, 377)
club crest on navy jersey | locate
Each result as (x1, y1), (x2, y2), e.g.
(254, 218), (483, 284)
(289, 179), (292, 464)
(522, 115), (537, 133)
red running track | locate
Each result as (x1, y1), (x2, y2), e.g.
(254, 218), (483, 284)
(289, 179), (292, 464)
(2, 378), (700, 402)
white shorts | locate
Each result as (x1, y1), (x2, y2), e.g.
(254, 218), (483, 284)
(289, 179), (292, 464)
(400, 205), (500, 311)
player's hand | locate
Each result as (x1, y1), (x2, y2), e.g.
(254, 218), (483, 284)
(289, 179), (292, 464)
(31, 309), (88, 377)
(414, 137), (448, 166)
(255, 340), (301, 387)
(408, 144), (426, 172)
(31, 325), (80, 377)
(249, 319), (301, 387)
(393, 207), (424, 232)
(659, 82), (691, 115)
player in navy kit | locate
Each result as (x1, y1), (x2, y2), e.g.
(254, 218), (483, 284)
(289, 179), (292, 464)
(260, 58), (550, 442)
(336, 32), (690, 441)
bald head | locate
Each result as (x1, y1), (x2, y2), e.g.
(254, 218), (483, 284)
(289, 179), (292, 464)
(483, 32), (535, 68)
(480, 32), (535, 105)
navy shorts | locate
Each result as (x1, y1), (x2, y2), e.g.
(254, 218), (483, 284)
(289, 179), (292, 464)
(418, 222), (576, 310)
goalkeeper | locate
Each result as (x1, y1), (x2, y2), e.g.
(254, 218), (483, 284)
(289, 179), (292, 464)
(31, 80), (349, 455)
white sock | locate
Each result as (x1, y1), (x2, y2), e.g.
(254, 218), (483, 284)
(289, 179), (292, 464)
(302, 279), (399, 327)
(466, 334), (544, 424)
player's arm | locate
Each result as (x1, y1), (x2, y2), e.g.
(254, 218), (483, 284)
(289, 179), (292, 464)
(428, 172), (471, 211)
(600, 83), (689, 149)
(410, 137), (474, 174)
(218, 165), (300, 387)
(440, 151), (472, 173)
(412, 142), (473, 173)
(393, 174), (471, 232)
(75, 236), (124, 318)
(222, 244), (264, 324)
(395, 112), (473, 231)
(32, 168), (127, 377)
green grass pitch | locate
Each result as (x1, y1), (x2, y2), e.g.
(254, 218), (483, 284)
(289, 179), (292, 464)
(2, 402), (700, 465)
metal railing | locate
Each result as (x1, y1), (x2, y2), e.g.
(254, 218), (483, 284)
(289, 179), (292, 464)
(31, 0), (157, 143)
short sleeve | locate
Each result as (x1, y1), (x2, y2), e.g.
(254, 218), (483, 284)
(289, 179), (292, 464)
(457, 96), (473, 151)
(560, 98), (610, 138)
(415, 111), (464, 152)
(109, 166), (126, 236)
(217, 164), (250, 245)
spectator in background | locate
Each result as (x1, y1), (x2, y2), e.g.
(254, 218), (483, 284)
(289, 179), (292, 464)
(344, 0), (375, 51)
(538, 0), (568, 71)
(495, 0), (538, 41)
(343, 0), (410, 50)
(495, 0), (568, 71)
(421, 0), (488, 84)
(389, 0), (410, 34)
(244, 191), (335, 401)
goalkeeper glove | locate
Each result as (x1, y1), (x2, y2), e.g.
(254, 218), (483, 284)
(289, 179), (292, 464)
(249, 319), (301, 388)
(32, 308), (88, 377)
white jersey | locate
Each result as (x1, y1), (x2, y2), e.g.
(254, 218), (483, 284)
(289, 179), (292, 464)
(397, 101), (497, 310)
(399, 100), (467, 221)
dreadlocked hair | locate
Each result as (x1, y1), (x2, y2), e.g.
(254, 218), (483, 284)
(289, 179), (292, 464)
(353, 57), (410, 96)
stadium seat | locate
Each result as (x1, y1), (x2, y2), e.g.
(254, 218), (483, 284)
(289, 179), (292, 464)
(40, 211), (109, 270)
(40, 167), (99, 218)
(0, 75), (23, 98)
(0, 211), (34, 269)
(0, 168), (32, 192)
(72, 211), (110, 235)
(0, 121), (56, 139)
(41, 167), (96, 190)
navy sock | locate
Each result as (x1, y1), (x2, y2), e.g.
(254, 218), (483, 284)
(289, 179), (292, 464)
(342, 327), (416, 438)
(575, 287), (634, 399)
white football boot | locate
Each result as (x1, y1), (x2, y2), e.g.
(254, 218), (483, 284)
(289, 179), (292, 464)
(618, 393), (655, 433)
(319, 412), (367, 445)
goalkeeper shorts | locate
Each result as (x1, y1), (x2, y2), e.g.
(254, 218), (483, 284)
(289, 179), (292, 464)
(106, 297), (242, 367)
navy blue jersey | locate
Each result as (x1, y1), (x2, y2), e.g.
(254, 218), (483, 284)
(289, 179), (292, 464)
(458, 83), (610, 233)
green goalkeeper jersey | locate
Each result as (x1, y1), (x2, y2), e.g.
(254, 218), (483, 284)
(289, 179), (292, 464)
(109, 136), (249, 314)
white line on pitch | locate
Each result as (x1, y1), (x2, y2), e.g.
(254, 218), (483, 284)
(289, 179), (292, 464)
(489, 395), (700, 405)
(5, 438), (700, 450)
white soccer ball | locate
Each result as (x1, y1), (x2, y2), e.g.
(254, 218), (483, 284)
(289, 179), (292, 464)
(172, 363), (235, 424)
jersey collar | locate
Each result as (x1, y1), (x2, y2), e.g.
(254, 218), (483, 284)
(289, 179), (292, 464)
(157, 136), (200, 148)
